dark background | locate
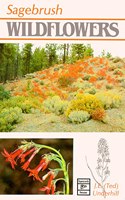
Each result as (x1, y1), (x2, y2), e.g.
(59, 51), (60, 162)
(0, 139), (73, 194)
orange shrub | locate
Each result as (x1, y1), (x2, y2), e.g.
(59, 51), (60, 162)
(92, 108), (106, 121)
(89, 76), (97, 83)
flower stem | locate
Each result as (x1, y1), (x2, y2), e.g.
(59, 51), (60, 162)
(28, 141), (70, 194)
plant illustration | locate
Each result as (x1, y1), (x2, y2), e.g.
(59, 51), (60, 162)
(1, 140), (70, 195)
(86, 138), (110, 197)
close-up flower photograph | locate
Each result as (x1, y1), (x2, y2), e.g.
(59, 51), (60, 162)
(0, 139), (73, 195)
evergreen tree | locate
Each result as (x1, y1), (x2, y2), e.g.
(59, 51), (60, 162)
(84, 44), (94, 58)
(0, 44), (17, 82)
(21, 43), (33, 75)
(45, 44), (58, 66)
(31, 47), (48, 72)
(71, 44), (86, 61)
(0, 44), (5, 82)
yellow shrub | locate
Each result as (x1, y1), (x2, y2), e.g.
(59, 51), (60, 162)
(95, 91), (122, 109)
(65, 94), (103, 116)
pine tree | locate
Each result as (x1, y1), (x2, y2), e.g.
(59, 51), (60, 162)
(21, 43), (33, 75)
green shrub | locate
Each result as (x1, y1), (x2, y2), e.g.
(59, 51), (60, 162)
(58, 76), (75, 87)
(120, 80), (125, 88)
(40, 80), (44, 85)
(84, 87), (97, 94)
(106, 84), (113, 90)
(66, 93), (103, 116)
(0, 85), (11, 100)
(34, 78), (40, 83)
(113, 68), (124, 75)
(117, 77), (125, 83)
(26, 80), (32, 91)
(83, 74), (91, 81)
(112, 57), (122, 63)
(0, 107), (22, 132)
(43, 96), (68, 115)
(95, 92), (122, 109)
(68, 110), (90, 124)
(1, 96), (31, 113)
(72, 79), (93, 89)
(19, 102), (33, 113)
(0, 96), (41, 114)
(108, 64), (116, 71)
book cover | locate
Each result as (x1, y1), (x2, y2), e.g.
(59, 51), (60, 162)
(0, 0), (125, 199)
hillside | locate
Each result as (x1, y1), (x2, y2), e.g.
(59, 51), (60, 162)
(1, 56), (125, 132)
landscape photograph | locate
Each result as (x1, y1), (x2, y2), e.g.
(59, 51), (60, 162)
(0, 43), (125, 132)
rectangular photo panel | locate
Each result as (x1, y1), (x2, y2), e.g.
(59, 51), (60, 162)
(0, 42), (125, 132)
(0, 138), (73, 195)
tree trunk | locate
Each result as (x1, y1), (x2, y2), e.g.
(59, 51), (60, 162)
(63, 44), (66, 63)
(4, 63), (9, 83)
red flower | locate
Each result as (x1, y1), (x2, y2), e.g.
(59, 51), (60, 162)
(19, 148), (36, 163)
(39, 172), (56, 194)
(51, 184), (56, 194)
(21, 149), (37, 171)
(27, 158), (50, 182)
(1, 148), (23, 169)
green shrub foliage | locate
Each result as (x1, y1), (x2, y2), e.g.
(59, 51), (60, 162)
(0, 107), (22, 132)
(43, 96), (68, 115)
(68, 110), (90, 124)
(0, 85), (11, 100)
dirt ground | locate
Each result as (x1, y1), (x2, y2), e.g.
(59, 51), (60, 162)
(13, 95), (125, 132)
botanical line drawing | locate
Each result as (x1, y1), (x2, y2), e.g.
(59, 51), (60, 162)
(86, 138), (110, 197)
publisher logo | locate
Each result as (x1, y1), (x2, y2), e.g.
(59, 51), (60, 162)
(77, 178), (91, 196)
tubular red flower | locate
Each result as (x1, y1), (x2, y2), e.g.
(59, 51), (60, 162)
(47, 173), (54, 189)
(51, 184), (56, 194)
(21, 150), (37, 171)
(40, 158), (49, 171)
(1, 148), (23, 169)
(27, 158), (50, 182)
(39, 172), (55, 194)
(19, 148), (36, 163)
(39, 186), (50, 194)
(42, 171), (51, 181)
